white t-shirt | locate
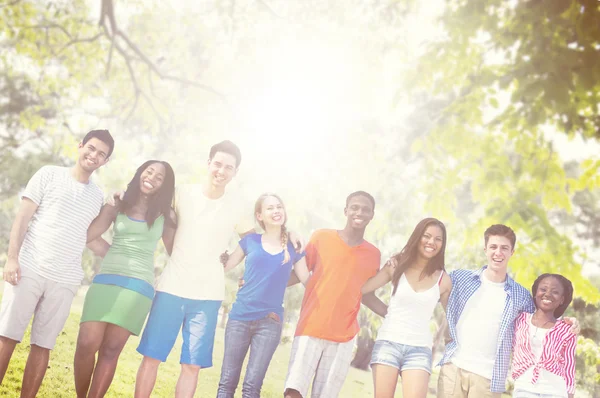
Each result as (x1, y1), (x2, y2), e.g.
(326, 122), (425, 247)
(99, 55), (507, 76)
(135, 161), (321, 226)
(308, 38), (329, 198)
(19, 165), (103, 285)
(157, 184), (254, 300)
(451, 273), (507, 379)
(513, 318), (568, 397)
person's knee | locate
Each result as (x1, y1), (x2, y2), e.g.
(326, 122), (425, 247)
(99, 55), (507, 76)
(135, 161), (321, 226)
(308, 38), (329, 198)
(98, 343), (124, 362)
(0, 336), (18, 349)
(76, 333), (98, 355)
(284, 388), (303, 398)
(29, 344), (50, 354)
(180, 363), (201, 375)
(140, 356), (161, 370)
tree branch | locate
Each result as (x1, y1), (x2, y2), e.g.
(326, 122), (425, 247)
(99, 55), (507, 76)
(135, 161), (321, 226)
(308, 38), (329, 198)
(98, 0), (226, 102)
(57, 33), (103, 54)
(0, 0), (21, 9)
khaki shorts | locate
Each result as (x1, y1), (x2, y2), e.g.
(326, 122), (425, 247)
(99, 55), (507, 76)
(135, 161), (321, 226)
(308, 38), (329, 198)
(0, 266), (78, 349)
(437, 363), (501, 398)
(284, 335), (356, 398)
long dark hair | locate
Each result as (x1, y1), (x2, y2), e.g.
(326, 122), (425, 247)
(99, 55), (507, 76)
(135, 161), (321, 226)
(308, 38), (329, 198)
(532, 273), (574, 318)
(391, 218), (447, 295)
(120, 160), (175, 228)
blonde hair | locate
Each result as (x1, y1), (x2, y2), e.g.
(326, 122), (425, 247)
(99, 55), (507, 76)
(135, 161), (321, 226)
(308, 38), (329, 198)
(254, 193), (290, 264)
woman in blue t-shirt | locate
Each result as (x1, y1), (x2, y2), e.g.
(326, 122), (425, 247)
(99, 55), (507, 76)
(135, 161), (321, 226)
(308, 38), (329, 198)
(216, 193), (310, 398)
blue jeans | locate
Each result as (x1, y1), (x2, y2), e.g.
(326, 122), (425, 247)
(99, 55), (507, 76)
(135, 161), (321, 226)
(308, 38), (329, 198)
(216, 315), (282, 398)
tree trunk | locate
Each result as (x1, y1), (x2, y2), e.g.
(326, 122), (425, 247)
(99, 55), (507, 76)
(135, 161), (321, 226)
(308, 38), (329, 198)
(351, 334), (375, 370)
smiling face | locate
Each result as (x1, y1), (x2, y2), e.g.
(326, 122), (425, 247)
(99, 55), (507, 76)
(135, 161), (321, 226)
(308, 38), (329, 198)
(535, 276), (565, 313)
(484, 235), (514, 272)
(77, 137), (110, 173)
(139, 162), (166, 195)
(418, 224), (444, 261)
(207, 151), (237, 189)
(344, 195), (374, 230)
(256, 195), (286, 228)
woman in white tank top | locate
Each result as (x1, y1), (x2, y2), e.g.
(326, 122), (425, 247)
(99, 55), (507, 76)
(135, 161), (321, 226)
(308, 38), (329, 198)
(361, 218), (452, 398)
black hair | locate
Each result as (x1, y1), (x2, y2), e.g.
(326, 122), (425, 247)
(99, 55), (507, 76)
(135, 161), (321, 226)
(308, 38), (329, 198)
(82, 129), (115, 158)
(346, 191), (376, 211)
(391, 218), (447, 295)
(121, 160), (176, 228)
(532, 273), (574, 318)
(209, 140), (242, 168)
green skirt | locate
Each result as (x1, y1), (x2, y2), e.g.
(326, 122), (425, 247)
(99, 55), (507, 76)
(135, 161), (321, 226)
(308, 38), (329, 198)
(80, 283), (152, 335)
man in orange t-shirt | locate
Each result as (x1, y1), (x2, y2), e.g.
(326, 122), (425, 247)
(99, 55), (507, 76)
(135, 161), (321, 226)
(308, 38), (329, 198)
(283, 191), (386, 398)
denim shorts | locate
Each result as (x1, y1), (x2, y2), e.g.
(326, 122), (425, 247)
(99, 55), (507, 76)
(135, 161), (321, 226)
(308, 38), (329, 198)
(370, 339), (432, 374)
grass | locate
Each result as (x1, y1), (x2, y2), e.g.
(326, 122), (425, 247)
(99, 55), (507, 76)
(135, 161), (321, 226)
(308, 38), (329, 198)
(0, 290), (511, 397)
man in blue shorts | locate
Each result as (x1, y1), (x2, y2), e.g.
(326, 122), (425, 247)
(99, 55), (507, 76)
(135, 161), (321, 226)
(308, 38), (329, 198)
(134, 141), (302, 398)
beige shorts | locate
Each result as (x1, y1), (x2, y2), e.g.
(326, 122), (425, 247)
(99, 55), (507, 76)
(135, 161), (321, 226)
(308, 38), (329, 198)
(437, 363), (502, 398)
(284, 335), (356, 398)
(0, 266), (78, 349)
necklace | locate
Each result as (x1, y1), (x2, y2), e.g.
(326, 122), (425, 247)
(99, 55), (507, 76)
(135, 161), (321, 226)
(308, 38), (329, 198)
(532, 313), (553, 337)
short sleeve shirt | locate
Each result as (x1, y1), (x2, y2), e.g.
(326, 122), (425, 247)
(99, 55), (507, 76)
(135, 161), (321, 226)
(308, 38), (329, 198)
(19, 166), (103, 285)
(229, 233), (305, 322)
(294, 229), (381, 342)
(157, 184), (255, 300)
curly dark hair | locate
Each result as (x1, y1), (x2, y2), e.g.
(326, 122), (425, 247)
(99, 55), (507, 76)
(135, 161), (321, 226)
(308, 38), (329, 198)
(121, 160), (176, 228)
(531, 273), (574, 318)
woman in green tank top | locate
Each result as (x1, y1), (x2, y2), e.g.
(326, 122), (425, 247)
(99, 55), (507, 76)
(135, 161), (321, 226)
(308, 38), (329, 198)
(74, 160), (177, 398)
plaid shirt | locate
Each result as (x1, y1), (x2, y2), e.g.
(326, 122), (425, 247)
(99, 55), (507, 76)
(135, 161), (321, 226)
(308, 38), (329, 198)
(439, 266), (535, 393)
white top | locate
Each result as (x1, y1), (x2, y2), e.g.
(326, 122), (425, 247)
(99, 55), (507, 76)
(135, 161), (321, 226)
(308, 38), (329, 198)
(451, 273), (506, 379)
(376, 271), (443, 347)
(19, 165), (103, 285)
(157, 184), (254, 300)
(513, 318), (569, 397)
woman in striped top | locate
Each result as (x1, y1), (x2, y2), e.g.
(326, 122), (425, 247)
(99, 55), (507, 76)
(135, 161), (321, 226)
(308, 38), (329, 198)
(511, 273), (576, 398)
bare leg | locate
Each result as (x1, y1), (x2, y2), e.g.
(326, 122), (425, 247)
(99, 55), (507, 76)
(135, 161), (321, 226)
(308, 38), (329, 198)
(135, 356), (161, 398)
(0, 336), (18, 384)
(372, 363), (400, 398)
(20, 344), (49, 398)
(87, 324), (131, 398)
(74, 322), (108, 397)
(284, 389), (303, 398)
(400, 369), (430, 398)
(175, 363), (201, 398)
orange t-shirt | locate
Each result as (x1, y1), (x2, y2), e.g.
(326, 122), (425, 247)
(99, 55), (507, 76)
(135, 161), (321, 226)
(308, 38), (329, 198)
(294, 229), (381, 342)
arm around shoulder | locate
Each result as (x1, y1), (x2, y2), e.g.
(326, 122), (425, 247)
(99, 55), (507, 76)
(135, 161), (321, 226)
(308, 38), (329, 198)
(87, 204), (118, 243)
(223, 245), (246, 272)
(292, 256), (310, 286)
(361, 262), (393, 295)
(439, 272), (453, 311)
(162, 208), (178, 255)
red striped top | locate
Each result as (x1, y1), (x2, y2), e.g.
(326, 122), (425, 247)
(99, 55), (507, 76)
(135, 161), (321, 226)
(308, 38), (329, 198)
(511, 312), (577, 394)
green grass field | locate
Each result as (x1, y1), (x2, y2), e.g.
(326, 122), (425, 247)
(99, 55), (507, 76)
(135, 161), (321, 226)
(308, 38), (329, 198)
(0, 291), (513, 397)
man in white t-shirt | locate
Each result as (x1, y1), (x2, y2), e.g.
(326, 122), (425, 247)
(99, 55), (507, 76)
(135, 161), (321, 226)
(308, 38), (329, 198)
(0, 130), (114, 397)
(437, 224), (578, 398)
(134, 140), (302, 398)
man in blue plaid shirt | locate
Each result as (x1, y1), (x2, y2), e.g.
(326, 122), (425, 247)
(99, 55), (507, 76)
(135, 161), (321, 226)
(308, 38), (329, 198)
(437, 224), (577, 397)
